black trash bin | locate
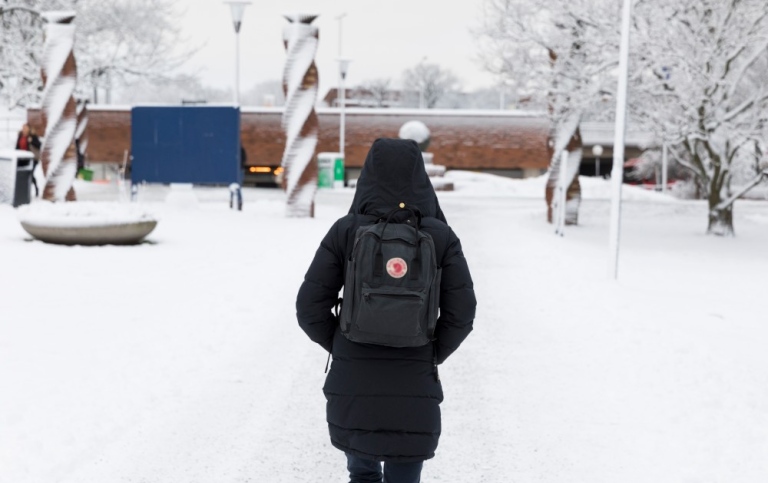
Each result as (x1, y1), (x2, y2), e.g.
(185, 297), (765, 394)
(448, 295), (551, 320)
(0, 150), (35, 207)
(14, 153), (34, 207)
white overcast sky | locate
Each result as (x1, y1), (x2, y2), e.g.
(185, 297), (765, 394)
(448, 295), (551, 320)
(176, 0), (497, 97)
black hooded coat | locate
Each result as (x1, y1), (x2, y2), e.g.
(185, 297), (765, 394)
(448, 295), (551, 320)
(296, 138), (476, 462)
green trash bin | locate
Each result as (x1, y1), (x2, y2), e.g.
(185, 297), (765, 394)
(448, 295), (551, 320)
(317, 152), (344, 188)
(78, 168), (94, 181)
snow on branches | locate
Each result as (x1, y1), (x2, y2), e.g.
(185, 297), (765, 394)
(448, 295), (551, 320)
(477, 0), (623, 225)
(478, 0), (768, 235)
(1, 0), (190, 108)
(633, 0), (768, 235)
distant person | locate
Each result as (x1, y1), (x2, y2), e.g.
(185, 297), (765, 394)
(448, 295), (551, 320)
(240, 142), (247, 186)
(75, 139), (85, 172)
(15, 123), (30, 151)
(16, 124), (41, 197)
(29, 127), (41, 197)
(296, 138), (476, 483)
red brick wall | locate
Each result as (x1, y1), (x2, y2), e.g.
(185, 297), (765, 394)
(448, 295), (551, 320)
(28, 107), (551, 172)
(28, 108), (132, 165)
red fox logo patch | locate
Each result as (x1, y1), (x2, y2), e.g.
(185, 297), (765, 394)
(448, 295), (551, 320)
(386, 257), (407, 278)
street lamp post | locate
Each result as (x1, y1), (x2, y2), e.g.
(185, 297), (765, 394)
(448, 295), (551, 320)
(335, 13), (347, 58)
(335, 13), (348, 158)
(608, 0), (633, 279)
(225, 1), (251, 105)
(338, 59), (351, 158)
(592, 144), (603, 177)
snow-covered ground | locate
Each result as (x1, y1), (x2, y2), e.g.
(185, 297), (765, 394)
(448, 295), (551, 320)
(1, 173), (767, 483)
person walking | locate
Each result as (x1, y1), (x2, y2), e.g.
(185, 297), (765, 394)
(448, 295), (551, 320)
(28, 127), (41, 197)
(296, 138), (476, 482)
(15, 123), (31, 151)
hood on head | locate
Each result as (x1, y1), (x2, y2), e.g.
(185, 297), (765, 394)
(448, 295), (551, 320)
(349, 138), (446, 222)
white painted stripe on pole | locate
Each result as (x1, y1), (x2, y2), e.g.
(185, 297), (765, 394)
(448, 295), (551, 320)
(608, 0), (633, 279)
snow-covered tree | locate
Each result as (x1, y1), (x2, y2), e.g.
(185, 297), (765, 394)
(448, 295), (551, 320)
(360, 77), (392, 107)
(0, 0), (190, 107)
(242, 79), (284, 107)
(114, 74), (230, 105)
(0, 1), (46, 107)
(477, 0), (621, 224)
(75, 0), (191, 103)
(401, 61), (461, 109)
(632, 0), (768, 236)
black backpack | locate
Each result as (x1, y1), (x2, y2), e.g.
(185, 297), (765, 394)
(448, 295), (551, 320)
(340, 207), (441, 347)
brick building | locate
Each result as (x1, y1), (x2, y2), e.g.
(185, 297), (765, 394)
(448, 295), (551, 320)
(27, 105), (553, 182)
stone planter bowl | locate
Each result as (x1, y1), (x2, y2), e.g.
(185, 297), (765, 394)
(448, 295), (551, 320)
(20, 220), (157, 245)
(17, 201), (158, 246)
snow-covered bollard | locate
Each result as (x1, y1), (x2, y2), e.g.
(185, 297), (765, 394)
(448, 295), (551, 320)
(398, 120), (431, 152)
(398, 120), (452, 190)
(281, 14), (320, 218)
(229, 183), (242, 211)
(40, 11), (79, 202)
(130, 184), (139, 202)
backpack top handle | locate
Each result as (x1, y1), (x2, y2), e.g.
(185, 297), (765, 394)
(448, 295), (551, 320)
(372, 204), (424, 280)
(381, 204), (422, 231)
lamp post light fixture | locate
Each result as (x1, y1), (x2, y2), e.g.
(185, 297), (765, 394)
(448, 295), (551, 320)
(592, 144), (603, 177)
(337, 58), (351, 158)
(224, 1), (251, 105)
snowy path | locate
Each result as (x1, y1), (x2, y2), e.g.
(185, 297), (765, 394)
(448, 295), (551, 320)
(2, 177), (768, 482)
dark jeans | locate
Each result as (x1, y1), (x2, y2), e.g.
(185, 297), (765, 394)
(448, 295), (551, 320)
(32, 159), (39, 197)
(346, 453), (423, 483)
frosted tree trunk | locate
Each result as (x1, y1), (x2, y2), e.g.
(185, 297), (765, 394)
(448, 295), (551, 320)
(707, 200), (734, 236)
(705, 162), (735, 236)
(708, 169), (768, 236)
(40, 11), (78, 202)
(281, 14), (320, 218)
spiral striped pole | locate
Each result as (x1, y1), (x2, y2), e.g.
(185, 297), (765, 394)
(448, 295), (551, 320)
(40, 11), (78, 202)
(281, 14), (320, 218)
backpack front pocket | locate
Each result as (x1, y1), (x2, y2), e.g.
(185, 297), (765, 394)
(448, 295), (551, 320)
(356, 287), (425, 337)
